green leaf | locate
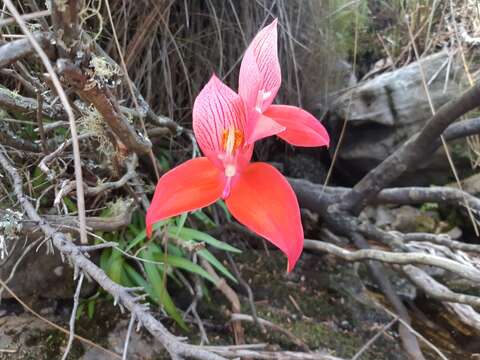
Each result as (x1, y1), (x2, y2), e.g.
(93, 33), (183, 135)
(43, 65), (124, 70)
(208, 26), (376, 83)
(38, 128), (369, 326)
(62, 196), (78, 213)
(175, 213), (188, 234)
(127, 224), (140, 234)
(191, 210), (216, 227)
(31, 166), (49, 195)
(87, 299), (96, 319)
(131, 210), (144, 228)
(167, 243), (184, 257)
(124, 263), (149, 289)
(141, 247), (187, 330)
(76, 303), (84, 320)
(106, 249), (124, 284)
(145, 243), (214, 283)
(157, 151), (171, 171)
(217, 200), (231, 221)
(125, 221), (165, 252)
(198, 249), (237, 283)
(164, 254), (216, 283)
(169, 227), (241, 253)
(99, 248), (112, 271)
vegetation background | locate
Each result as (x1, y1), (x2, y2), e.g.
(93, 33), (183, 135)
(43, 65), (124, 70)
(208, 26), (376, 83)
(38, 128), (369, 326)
(1, 1), (480, 359)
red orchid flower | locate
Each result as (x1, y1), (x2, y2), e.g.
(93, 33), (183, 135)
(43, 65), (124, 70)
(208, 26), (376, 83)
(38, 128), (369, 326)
(146, 20), (329, 271)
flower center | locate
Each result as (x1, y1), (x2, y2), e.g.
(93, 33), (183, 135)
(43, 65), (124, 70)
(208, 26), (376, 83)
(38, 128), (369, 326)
(219, 127), (244, 199)
(221, 126), (244, 156)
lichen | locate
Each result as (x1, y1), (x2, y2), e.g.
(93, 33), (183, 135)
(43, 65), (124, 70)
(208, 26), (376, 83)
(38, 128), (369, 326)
(0, 209), (23, 260)
(78, 104), (113, 156)
(53, 0), (68, 12)
(89, 55), (122, 88)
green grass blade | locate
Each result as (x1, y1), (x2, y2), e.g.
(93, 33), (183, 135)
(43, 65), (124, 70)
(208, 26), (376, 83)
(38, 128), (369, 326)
(198, 249), (237, 283)
(164, 254), (216, 284)
(169, 227), (241, 253)
(141, 247), (187, 330)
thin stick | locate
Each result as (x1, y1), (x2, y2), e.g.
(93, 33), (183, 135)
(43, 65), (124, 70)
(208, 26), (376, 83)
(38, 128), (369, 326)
(227, 253), (265, 333)
(351, 317), (398, 360)
(381, 307), (449, 360)
(230, 313), (309, 351)
(0, 9), (50, 28)
(35, 90), (48, 154)
(61, 272), (85, 360)
(3, 0), (88, 244)
(122, 313), (136, 360)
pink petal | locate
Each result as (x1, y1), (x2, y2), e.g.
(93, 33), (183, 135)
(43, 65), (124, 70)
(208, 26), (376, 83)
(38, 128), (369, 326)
(264, 105), (330, 147)
(238, 46), (261, 117)
(146, 157), (224, 237)
(246, 114), (285, 144)
(193, 75), (247, 165)
(239, 19), (281, 114)
(226, 162), (304, 271)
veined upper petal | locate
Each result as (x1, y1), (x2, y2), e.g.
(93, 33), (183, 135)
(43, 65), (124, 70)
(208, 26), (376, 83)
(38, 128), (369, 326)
(239, 19), (281, 114)
(146, 157), (224, 237)
(263, 105), (330, 147)
(193, 75), (248, 167)
(225, 162), (303, 272)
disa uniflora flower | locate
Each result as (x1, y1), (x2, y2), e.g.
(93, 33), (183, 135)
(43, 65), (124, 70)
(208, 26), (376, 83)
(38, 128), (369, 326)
(146, 19), (330, 271)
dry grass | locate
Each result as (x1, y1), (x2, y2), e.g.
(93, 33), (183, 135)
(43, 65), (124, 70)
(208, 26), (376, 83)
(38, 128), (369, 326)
(92, 0), (347, 125)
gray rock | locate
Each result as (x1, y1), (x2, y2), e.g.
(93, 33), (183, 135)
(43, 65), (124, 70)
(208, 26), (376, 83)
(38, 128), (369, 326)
(361, 205), (438, 233)
(328, 51), (474, 185)
(0, 236), (96, 301)
(80, 319), (164, 360)
(0, 313), (64, 359)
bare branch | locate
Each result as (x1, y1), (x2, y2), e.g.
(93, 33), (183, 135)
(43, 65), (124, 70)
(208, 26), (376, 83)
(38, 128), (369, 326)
(304, 239), (480, 283)
(35, 91), (48, 154)
(348, 234), (433, 360)
(61, 272), (84, 360)
(227, 253), (265, 333)
(53, 154), (138, 200)
(0, 32), (52, 68)
(50, 0), (81, 56)
(56, 59), (152, 155)
(0, 9), (51, 28)
(441, 116), (480, 144)
(341, 81), (480, 213)
(403, 265), (480, 308)
(372, 187), (480, 213)
(351, 317), (398, 360)
(286, 177), (426, 359)
(208, 349), (343, 360)
(0, 87), (65, 119)
(230, 313), (309, 351)
(122, 313), (136, 360)
(289, 178), (480, 216)
(39, 133), (92, 179)
(200, 258), (245, 345)
(0, 129), (40, 152)
(3, 0), (88, 244)
(402, 233), (480, 252)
